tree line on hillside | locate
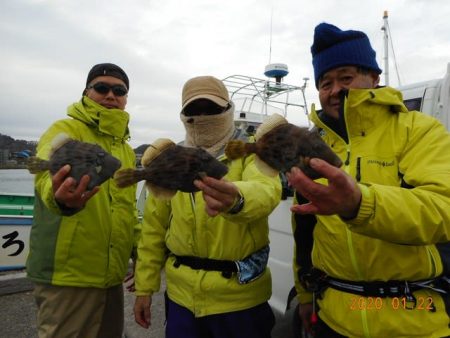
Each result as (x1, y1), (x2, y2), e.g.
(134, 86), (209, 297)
(0, 133), (37, 154)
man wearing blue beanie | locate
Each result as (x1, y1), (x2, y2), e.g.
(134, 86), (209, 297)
(288, 23), (450, 337)
(311, 23), (382, 88)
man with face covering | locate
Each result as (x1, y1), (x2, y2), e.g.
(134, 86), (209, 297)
(133, 76), (282, 338)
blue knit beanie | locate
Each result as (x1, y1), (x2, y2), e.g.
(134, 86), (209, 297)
(311, 23), (382, 88)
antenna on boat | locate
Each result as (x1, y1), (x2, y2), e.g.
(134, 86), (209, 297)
(265, 6), (289, 84)
(381, 10), (402, 86)
(381, 10), (390, 86)
(268, 6), (273, 64)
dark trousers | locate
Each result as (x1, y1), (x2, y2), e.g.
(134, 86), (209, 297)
(314, 317), (347, 338)
(165, 297), (275, 338)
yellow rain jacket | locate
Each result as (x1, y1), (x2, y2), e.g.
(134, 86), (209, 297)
(27, 96), (138, 288)
(135, 151), (281, 317)
(293, 87), (450, 337)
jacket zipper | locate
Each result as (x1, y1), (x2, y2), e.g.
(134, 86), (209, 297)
(356, 157), (361, 182)
(344, 149), (350, 166)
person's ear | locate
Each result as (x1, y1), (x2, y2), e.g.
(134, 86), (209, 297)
(371, 72), (380, 87)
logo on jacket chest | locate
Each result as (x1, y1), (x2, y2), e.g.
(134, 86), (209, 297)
(366, 159), (395, 167)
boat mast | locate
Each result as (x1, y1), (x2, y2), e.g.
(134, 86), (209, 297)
(381, 10), (389, 86)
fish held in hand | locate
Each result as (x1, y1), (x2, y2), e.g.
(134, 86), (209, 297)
(114, 138), (229, 199)
(225, 113), (342, 179)
(27, 133), (122, 191)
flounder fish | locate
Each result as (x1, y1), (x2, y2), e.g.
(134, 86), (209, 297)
(27, 133), (122, 191)
(114, 138), (229, 199)
(224, 113), (342, 179)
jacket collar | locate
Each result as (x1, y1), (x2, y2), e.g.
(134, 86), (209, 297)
(311, 86), (408, 140)
(67, 96), (130, 141)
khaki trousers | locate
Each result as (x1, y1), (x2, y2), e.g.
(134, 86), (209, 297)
(33, 283), (124, 338)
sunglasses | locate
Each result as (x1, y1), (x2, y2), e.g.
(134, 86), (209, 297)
(87, 82), (128, 97)
(183, 100), (230, 116)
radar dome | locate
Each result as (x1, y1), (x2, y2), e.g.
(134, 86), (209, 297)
(264, 63), (289, 83)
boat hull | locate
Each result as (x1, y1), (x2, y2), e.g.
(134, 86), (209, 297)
(0, 193), (34, 271)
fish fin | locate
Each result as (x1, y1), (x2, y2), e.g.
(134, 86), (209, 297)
(146, 183), (176, 200)
(224, 140), (248, 159)
(255, 113), (288, 141)
(50, 133), (71, 152)
(141, 138), (176, 167)
(26, 156), (49, 174)
(114, 168), (141, 188)
(255, 156), (279, 177)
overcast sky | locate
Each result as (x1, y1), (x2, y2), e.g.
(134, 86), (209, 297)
(1, 0), (450, 148)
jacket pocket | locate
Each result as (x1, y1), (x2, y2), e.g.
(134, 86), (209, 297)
(356, 155), (400, 185)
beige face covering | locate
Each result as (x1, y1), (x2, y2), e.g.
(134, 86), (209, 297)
(180, 104), (235, 157)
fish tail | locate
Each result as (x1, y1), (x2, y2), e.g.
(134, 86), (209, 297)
(114, 168), (144, 188)
(26, 157), (49, 174)
(225, 140), (255, 159)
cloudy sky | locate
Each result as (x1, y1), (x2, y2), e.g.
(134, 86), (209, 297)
(1, 0), (449, 148)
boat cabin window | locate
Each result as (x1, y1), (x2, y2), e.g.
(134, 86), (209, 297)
(403, 98), (422, 111)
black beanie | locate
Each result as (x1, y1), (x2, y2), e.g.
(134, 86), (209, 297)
(311, 23), (382, 88)
(85, 63), (129, 89)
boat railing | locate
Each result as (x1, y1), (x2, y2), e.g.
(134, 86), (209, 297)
(222, 74), (309, 127)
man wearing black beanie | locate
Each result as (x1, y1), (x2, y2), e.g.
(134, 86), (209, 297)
(27, 63), (138, 338)
(288, 23), (450, 337)
(85, 63), (130, 91)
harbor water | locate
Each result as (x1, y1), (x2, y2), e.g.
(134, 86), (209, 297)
(0, 169), (34, 194)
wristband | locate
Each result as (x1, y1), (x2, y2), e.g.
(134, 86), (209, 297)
(228, 193), (245, 214)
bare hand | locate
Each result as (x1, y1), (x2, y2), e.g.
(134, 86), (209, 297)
(287, 158), (361, 218)
(52, 165), (99, 209)
(134, 295), (152, 329)
(193, 176), (239, 217)
(298, 303), (314, 335)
